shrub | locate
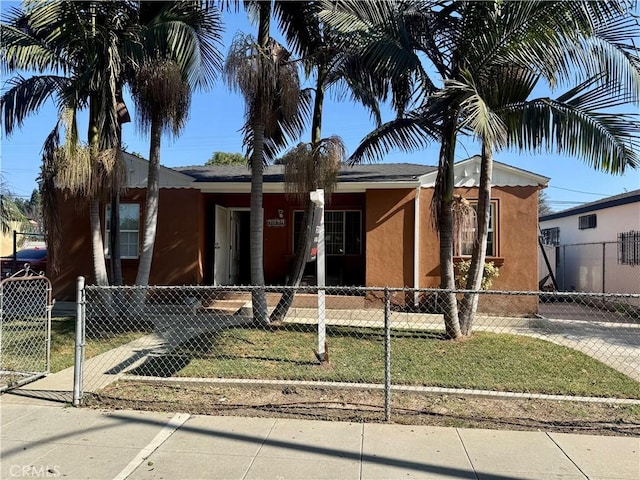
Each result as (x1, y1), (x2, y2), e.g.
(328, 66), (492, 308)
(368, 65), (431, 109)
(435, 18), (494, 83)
(455, 260), (499, 290)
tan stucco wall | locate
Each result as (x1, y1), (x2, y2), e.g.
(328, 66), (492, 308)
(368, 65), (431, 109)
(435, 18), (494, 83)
(365, 188), (416, 287)
(50, 188), (203, 300)
(49, 194), (93, 299)
(416, 186), (540, 291)
(51, 183), (541, 315)
(367, 185), (541, 313)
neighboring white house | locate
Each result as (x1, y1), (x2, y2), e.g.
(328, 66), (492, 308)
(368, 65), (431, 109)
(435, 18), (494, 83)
(539, 189), (640, 296)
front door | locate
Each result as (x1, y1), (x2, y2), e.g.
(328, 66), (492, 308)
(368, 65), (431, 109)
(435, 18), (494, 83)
(214, 205), (230, 285)
(230, 210), (251, 284)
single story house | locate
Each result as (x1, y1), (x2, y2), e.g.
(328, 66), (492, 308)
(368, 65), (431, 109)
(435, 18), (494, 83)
(539, 189), (640, 295)
(51, 153), (549, 312)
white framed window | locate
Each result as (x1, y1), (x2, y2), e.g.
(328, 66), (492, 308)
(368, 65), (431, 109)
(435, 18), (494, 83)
(456, 202), (497, 257)
(105, 203), (140, 258)
(293, 210), (362, 255)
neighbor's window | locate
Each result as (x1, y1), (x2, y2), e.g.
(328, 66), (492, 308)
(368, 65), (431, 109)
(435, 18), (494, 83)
(293, 210), (361, 255)
(456, 202), (497, 257)
(578, 213), (597, 230)
(105, 203), (140, 258)
(618, 231), (640, 266)
(540, 227), (560, 246)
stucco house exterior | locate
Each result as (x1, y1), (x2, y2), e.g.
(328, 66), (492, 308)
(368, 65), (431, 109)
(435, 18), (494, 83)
(51, 153), (549, 313)
(539, 189), (640, 295)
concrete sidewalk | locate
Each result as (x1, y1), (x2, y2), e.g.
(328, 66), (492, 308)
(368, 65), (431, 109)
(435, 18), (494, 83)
(1, 393), (638, 480)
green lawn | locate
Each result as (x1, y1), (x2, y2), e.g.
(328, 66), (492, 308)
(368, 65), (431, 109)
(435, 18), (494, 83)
(157, 324), (640, 399)
(1, 316), (146, 389)
(49, 316), (147, 372)
(7, 318), (636, 400)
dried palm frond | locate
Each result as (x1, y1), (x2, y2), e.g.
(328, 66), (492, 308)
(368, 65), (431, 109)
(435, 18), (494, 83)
(52, 144), (92, 195)
(452, 195), (476, 254)
(225, 34), (301, 137)
(131, 59), (191, 138)
(283, 136), (345, 203)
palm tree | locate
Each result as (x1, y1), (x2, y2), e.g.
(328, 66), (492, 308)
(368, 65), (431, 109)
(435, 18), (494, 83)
(430, 2), (639, 336)
(0, 180), (28, 235)
(131, 2), (223, 288)
(224, 2), (307, 324)
(269, 2), (388, 322)
(269, 137), (345, 323)
(1, 1), (138, 283)
(322, 0), (640, 338)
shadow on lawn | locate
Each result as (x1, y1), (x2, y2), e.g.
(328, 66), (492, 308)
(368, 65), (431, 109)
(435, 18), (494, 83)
(125, 322), (447, 378)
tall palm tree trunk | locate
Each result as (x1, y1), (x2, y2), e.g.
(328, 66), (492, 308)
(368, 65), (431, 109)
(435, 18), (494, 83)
(109, 122), (124, 286)
(88, 95), (109, 286)
(248, 2), (272, 326)
(459, 143), (493, 335)
(250, 121), (268, 325)
(270, 67), (327, 322)
(436, 114), (462, 339)
(110, 85), (130, 286)
(89, 198), (109, 285)
(270, 198), (315, 321)
(109, 189), (122, 284)
(136, 116), (162, 287)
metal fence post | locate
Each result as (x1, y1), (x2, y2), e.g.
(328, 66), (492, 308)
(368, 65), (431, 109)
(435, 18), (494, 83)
(562, 245), (566, 290)
(602, 242), (606, 294)
(73, 276), (85, 406)
(384, 287), (391, 422)
(45, 281), (53, 373)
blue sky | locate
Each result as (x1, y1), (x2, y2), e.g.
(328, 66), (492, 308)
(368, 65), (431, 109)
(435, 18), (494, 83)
(1, 4), (639, 211)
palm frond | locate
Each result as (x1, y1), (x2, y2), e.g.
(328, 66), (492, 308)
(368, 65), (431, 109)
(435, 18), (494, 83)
(241, 87), (313, 164)
(0, 2), (77, 75)
(503, 97), (640, 174)
(131, 59), (191, 137)
(498, 1), (640, 90)
(226, 33), (306, 154)
(438, 73), (507, 149)
(555, 74), (637, 110)
(0, 190), (28, 235)
(273, 1), (323, 59)
(283, 135), (346, 202)
(348, 112), (440, 165)
(142, 2), (224, 90)
(1, 74), (69, 136)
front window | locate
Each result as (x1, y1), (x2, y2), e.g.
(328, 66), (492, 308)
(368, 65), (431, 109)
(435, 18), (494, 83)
(456, 202), (497, 257)
(293, 210), (361, 255)
(105, 203), (140, 258)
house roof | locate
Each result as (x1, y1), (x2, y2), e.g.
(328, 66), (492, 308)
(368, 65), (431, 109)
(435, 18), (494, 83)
(418, 155), (550, 188)
(174, 158), (548, 193)
(540, 188), (640, 222)
(123, 152), (549, 192)
(174, 163), (437, 184)
(123, 152), (194, 187)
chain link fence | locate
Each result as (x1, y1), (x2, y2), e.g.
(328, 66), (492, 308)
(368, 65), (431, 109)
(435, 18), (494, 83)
(547, 241), (640, 303)
(0, 274), (52, 391)
(74, 283), (640, 421)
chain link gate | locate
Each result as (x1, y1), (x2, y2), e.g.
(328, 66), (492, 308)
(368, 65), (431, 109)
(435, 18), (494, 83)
(0, 274), (53, 391)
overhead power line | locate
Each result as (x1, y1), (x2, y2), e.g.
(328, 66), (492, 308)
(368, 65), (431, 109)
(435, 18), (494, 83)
(547, 185), (611, 196)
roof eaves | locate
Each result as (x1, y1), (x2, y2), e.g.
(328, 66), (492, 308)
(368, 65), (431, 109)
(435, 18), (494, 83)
(540, 191), (640, 221)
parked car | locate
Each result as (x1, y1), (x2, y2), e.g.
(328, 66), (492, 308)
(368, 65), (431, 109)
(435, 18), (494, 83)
(1, 247), (47, 277)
